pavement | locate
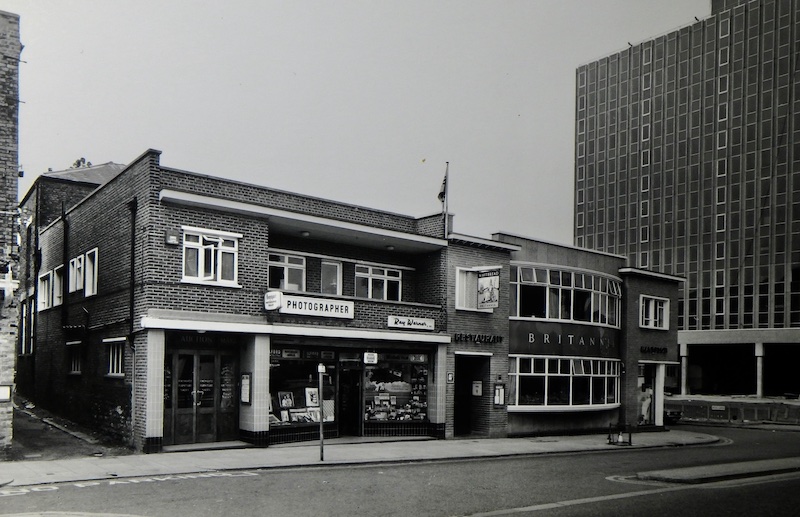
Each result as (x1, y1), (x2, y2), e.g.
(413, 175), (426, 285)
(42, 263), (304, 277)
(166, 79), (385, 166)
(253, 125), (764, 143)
(2, 401), (800, 490)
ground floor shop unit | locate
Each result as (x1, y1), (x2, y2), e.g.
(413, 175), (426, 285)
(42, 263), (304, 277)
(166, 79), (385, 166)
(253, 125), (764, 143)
(679, 329), (800, 398)
(137, 316), (450, 453)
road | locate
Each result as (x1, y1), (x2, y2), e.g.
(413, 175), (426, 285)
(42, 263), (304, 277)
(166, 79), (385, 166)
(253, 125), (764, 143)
(1, 424), (800, 517)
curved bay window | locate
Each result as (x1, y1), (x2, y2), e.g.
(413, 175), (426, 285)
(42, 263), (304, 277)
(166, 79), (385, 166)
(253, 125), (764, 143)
(508, 355), (620, 410)
(510, 264), (622, 327)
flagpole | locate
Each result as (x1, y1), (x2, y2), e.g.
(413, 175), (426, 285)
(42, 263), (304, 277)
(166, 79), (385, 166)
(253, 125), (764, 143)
(443, 162), (449, 235)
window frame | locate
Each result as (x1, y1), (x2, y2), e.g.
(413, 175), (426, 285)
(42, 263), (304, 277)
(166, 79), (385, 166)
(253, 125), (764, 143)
(105, 337), (126, 377)
(456, 266), (500, 313)
(320, 260), (342, 296)
(268, 253), (306, 292)
(85, 248), (99, 296)
(37, 271), (52, 311)
(52, 265), (64, 307)
(182, 227), (241, 288)
(640, 295), (669, 330)
(355, 264), (402, 302)
(69, 255), (84, 293)
(508, 355), (621, 411)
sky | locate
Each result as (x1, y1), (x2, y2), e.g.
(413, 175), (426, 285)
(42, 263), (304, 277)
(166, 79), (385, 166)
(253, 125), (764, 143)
(0, 0), (710, 245)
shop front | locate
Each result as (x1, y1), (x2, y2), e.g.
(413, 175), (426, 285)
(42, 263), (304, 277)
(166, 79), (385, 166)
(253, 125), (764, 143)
(267, 343), (434, 444)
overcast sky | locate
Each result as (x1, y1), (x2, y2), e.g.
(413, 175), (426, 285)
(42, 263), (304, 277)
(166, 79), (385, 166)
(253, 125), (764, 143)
(1, 0), (709, 245)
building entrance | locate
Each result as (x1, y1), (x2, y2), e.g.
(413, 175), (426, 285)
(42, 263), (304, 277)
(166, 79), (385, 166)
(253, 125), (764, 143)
(454, 355), (490, 436)
(164, 350), (239, 445)
(338, 367), (363, 436)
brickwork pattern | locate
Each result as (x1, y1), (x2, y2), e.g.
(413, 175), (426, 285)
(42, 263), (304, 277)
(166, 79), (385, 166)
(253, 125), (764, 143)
(445, 243), (512, 438)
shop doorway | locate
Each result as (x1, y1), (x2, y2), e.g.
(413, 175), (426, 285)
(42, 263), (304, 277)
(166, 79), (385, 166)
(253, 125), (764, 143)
(164, 350), (239, 445)
(638, 364), (656, 426)
(454, 355), (490, 436)
(338, 367), (363, 436)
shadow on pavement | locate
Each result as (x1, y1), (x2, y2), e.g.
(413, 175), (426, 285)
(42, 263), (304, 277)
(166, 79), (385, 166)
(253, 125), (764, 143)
(6, 397), (134, 462)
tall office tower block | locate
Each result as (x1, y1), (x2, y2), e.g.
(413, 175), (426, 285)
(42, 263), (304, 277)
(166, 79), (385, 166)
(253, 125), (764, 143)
(0, 9), (21, 457)
(574, 0), (800, 397)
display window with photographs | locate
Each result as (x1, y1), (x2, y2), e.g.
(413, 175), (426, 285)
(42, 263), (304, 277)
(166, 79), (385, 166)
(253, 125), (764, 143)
(364, 353), (428, 422)
(269, 351), (336, 426)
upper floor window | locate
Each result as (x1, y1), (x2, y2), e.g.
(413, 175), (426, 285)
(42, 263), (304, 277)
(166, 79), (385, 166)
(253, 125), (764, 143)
(69, 255), (84, 293)
(85, 248), (99, 296)
(51, 265), (64, 307)
(640, 295), (669, 330)
(356, 265), (401, 301)
(510, 265), (621, 327)
(321, 261), (341, 295)
(37, 271), (52, 311)
(269, 253), (305, 291)
(182, 227), (240, 287)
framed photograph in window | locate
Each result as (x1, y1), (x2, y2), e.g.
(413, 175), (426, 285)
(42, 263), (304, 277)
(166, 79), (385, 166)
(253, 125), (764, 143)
(305, 387), (319, 407)
(279, 391), (295, 408)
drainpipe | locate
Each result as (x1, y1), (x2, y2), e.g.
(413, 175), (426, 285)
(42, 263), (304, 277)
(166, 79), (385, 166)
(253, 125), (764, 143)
(127, 197), (138, 446)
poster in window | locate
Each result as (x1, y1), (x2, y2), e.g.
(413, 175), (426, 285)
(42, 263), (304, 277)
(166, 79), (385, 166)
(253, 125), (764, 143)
(305, 387), (319, 407)
(477, 270), (500, 309)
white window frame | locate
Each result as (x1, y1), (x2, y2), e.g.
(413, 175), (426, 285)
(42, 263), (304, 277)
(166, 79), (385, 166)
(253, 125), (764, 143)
(320, 260), (342, 296)
(355, 265), (402, 301)
(85, 248), (99, 296)
(508, 355), (621, 411)
(640, 295), (669, 330)
(268, 253), (306, 292)
(69, 255), (84, 293)
(38, 271), (52, 311)
(52, 265), (64, 307)
(456, 266), (500, 313)
(182, 227), (241, 287)
(104, 337), (126, 377)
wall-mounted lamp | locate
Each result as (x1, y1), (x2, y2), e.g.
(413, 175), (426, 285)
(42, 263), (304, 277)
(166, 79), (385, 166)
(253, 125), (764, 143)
(300, 231), (311, 237)
(386, 245), (395, 251)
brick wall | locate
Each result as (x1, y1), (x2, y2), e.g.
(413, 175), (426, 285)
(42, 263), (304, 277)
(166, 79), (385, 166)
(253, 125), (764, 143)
(445, 242), (511, 438)
(0, 9), (20, 457)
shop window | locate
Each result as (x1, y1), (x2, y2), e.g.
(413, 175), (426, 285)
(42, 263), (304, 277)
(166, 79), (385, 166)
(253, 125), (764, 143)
(640, 295), (669, 330)
(320, 261), (341, 295)
(37, 271), (52, 311)
(182, 227), (240, 287)
(355, 265), (401, 301)
(270, 355), (336, 425)
(68, 255), (84, 292)
(52, 265), (64, 307)
(85, 248), (99, 296)
(105, 338), (125, 377)
(508, 355), (620, 409)
(365, 355), (428, 422)
(269, 253), (306, 291)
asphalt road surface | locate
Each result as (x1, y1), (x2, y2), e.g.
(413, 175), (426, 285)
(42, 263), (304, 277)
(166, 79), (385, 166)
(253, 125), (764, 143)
(1, 424), (800, 516)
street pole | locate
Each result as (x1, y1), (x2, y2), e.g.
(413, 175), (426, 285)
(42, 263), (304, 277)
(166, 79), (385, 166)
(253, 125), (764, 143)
(318, 363), (326, 461)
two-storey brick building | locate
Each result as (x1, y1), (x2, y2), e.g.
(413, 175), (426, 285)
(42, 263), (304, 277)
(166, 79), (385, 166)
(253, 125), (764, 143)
(16, 149), (683, 452)
(18, 149), (523, 452)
